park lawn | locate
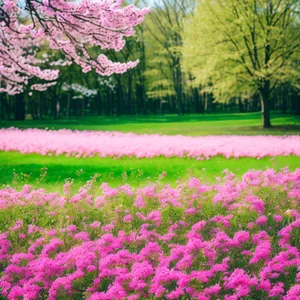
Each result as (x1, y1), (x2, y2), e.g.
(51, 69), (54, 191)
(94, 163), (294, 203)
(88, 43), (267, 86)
(1, 151), (300, 191)
(1, 112), (299, 191)
(0, 112), (299, 135)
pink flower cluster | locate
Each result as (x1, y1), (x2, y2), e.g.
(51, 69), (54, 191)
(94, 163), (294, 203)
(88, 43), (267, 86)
(0, 24), (60, 95)
(0, 168), (300, 299)
(0, 0), (149, 94)
(1, 128), (300, 159)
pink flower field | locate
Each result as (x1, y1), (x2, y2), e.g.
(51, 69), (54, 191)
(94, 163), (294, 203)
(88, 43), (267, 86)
(0, 128), (300, 159)
(0, 169), (300, 299)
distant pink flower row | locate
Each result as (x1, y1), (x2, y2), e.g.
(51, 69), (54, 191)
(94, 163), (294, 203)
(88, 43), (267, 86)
(0, 128), (300, 158)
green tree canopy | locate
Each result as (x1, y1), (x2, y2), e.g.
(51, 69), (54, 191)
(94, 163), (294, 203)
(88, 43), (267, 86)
(183, 0), (300, 127)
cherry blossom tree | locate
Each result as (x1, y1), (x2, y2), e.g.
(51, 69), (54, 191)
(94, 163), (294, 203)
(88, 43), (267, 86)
(0, 0), (149, 94)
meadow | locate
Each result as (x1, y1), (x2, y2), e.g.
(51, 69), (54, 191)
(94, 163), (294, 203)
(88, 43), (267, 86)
(0, 112), (300, 190)
(0, 113), (300, 299)
(0, 168), (299, 299)
(1, 0), (299, 297)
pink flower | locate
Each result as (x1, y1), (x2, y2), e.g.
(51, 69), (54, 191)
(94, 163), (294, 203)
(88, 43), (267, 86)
(67, 225), (77, 233)
(90, 221), (101, 229)
(10, 220), (23, 231)
(204, 284), (221, 295)
(247, 222), (255, 229)
(0, 168), (299, 299)
(256, 216), (268, 226)
(284, 284), (300, 300)
(269, 282), (284, 297)
(233, 231), (250, 245)
(274, 215), (283, 222)
(185, 208), (196, 215)
(250, 240), (271, 264)
(0, 129), (299, 159)
(46, 230), (57, 237)
(102, 223), (115, 232)
(123, 214), (134, 223)
(74, 232), (90, 242)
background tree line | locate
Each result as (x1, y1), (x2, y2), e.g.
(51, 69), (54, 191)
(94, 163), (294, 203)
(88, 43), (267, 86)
(0, 0), (299, 127)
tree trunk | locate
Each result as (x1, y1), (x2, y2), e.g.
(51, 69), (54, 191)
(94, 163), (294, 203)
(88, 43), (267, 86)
(175, 65), (183, 116)
(204, 92), (208, 112)
(29, 100), (38, 120)
(0, 94), (10, 120)
(107, 90), (112, 116)
(192, 87), (202, 113)
(259, 80), (271, 128)
(127, 72), (133, 115)
(81, 98), (84, 117)
(292, 93), (300, 115)
(52, 96), (57, 119)
(281, 96), (287, 114)
(204, 92), (213, 113)
(38, 94), (43, 120)
(116, 76), (123, 116)
(238, 97), (244, 113)
(5, 95), (11, 120)
(14, 94), (25, 121)
(96, 92), (101, 115)
(56, 101), (60, 119)
(66, 92), (71, 119)
(136, 84), (144, 115)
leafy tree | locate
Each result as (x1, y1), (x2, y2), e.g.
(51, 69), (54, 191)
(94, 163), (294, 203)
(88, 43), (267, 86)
(144, 45), (175, 111)
(146, 0), (195, 115)
(183, 0), (300, 127)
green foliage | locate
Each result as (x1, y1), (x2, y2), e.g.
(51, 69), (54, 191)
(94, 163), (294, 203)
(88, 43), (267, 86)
(183, 0), (300, 102)
(3, 1), (299, 119)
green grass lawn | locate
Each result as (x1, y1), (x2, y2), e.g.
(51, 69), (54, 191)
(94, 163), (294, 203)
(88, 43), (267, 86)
(1, 112), (299, 191)
(1, 152), (299, 191)
(1, 112), (299, 135)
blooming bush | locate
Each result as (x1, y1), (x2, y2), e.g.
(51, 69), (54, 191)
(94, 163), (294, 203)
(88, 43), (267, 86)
(0, 168), (300, 299)
(1, 128), (300, 159)
(0, 0), (149, 94)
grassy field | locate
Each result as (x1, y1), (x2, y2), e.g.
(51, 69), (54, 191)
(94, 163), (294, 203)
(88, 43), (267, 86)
(1, 152), (299, 191)
(1, 112), (300, 135)
(1, 112), (299, 190)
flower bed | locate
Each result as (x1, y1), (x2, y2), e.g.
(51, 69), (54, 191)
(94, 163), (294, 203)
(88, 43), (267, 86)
(0, 168), (300, 299)
(1, 128), (300, 158)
